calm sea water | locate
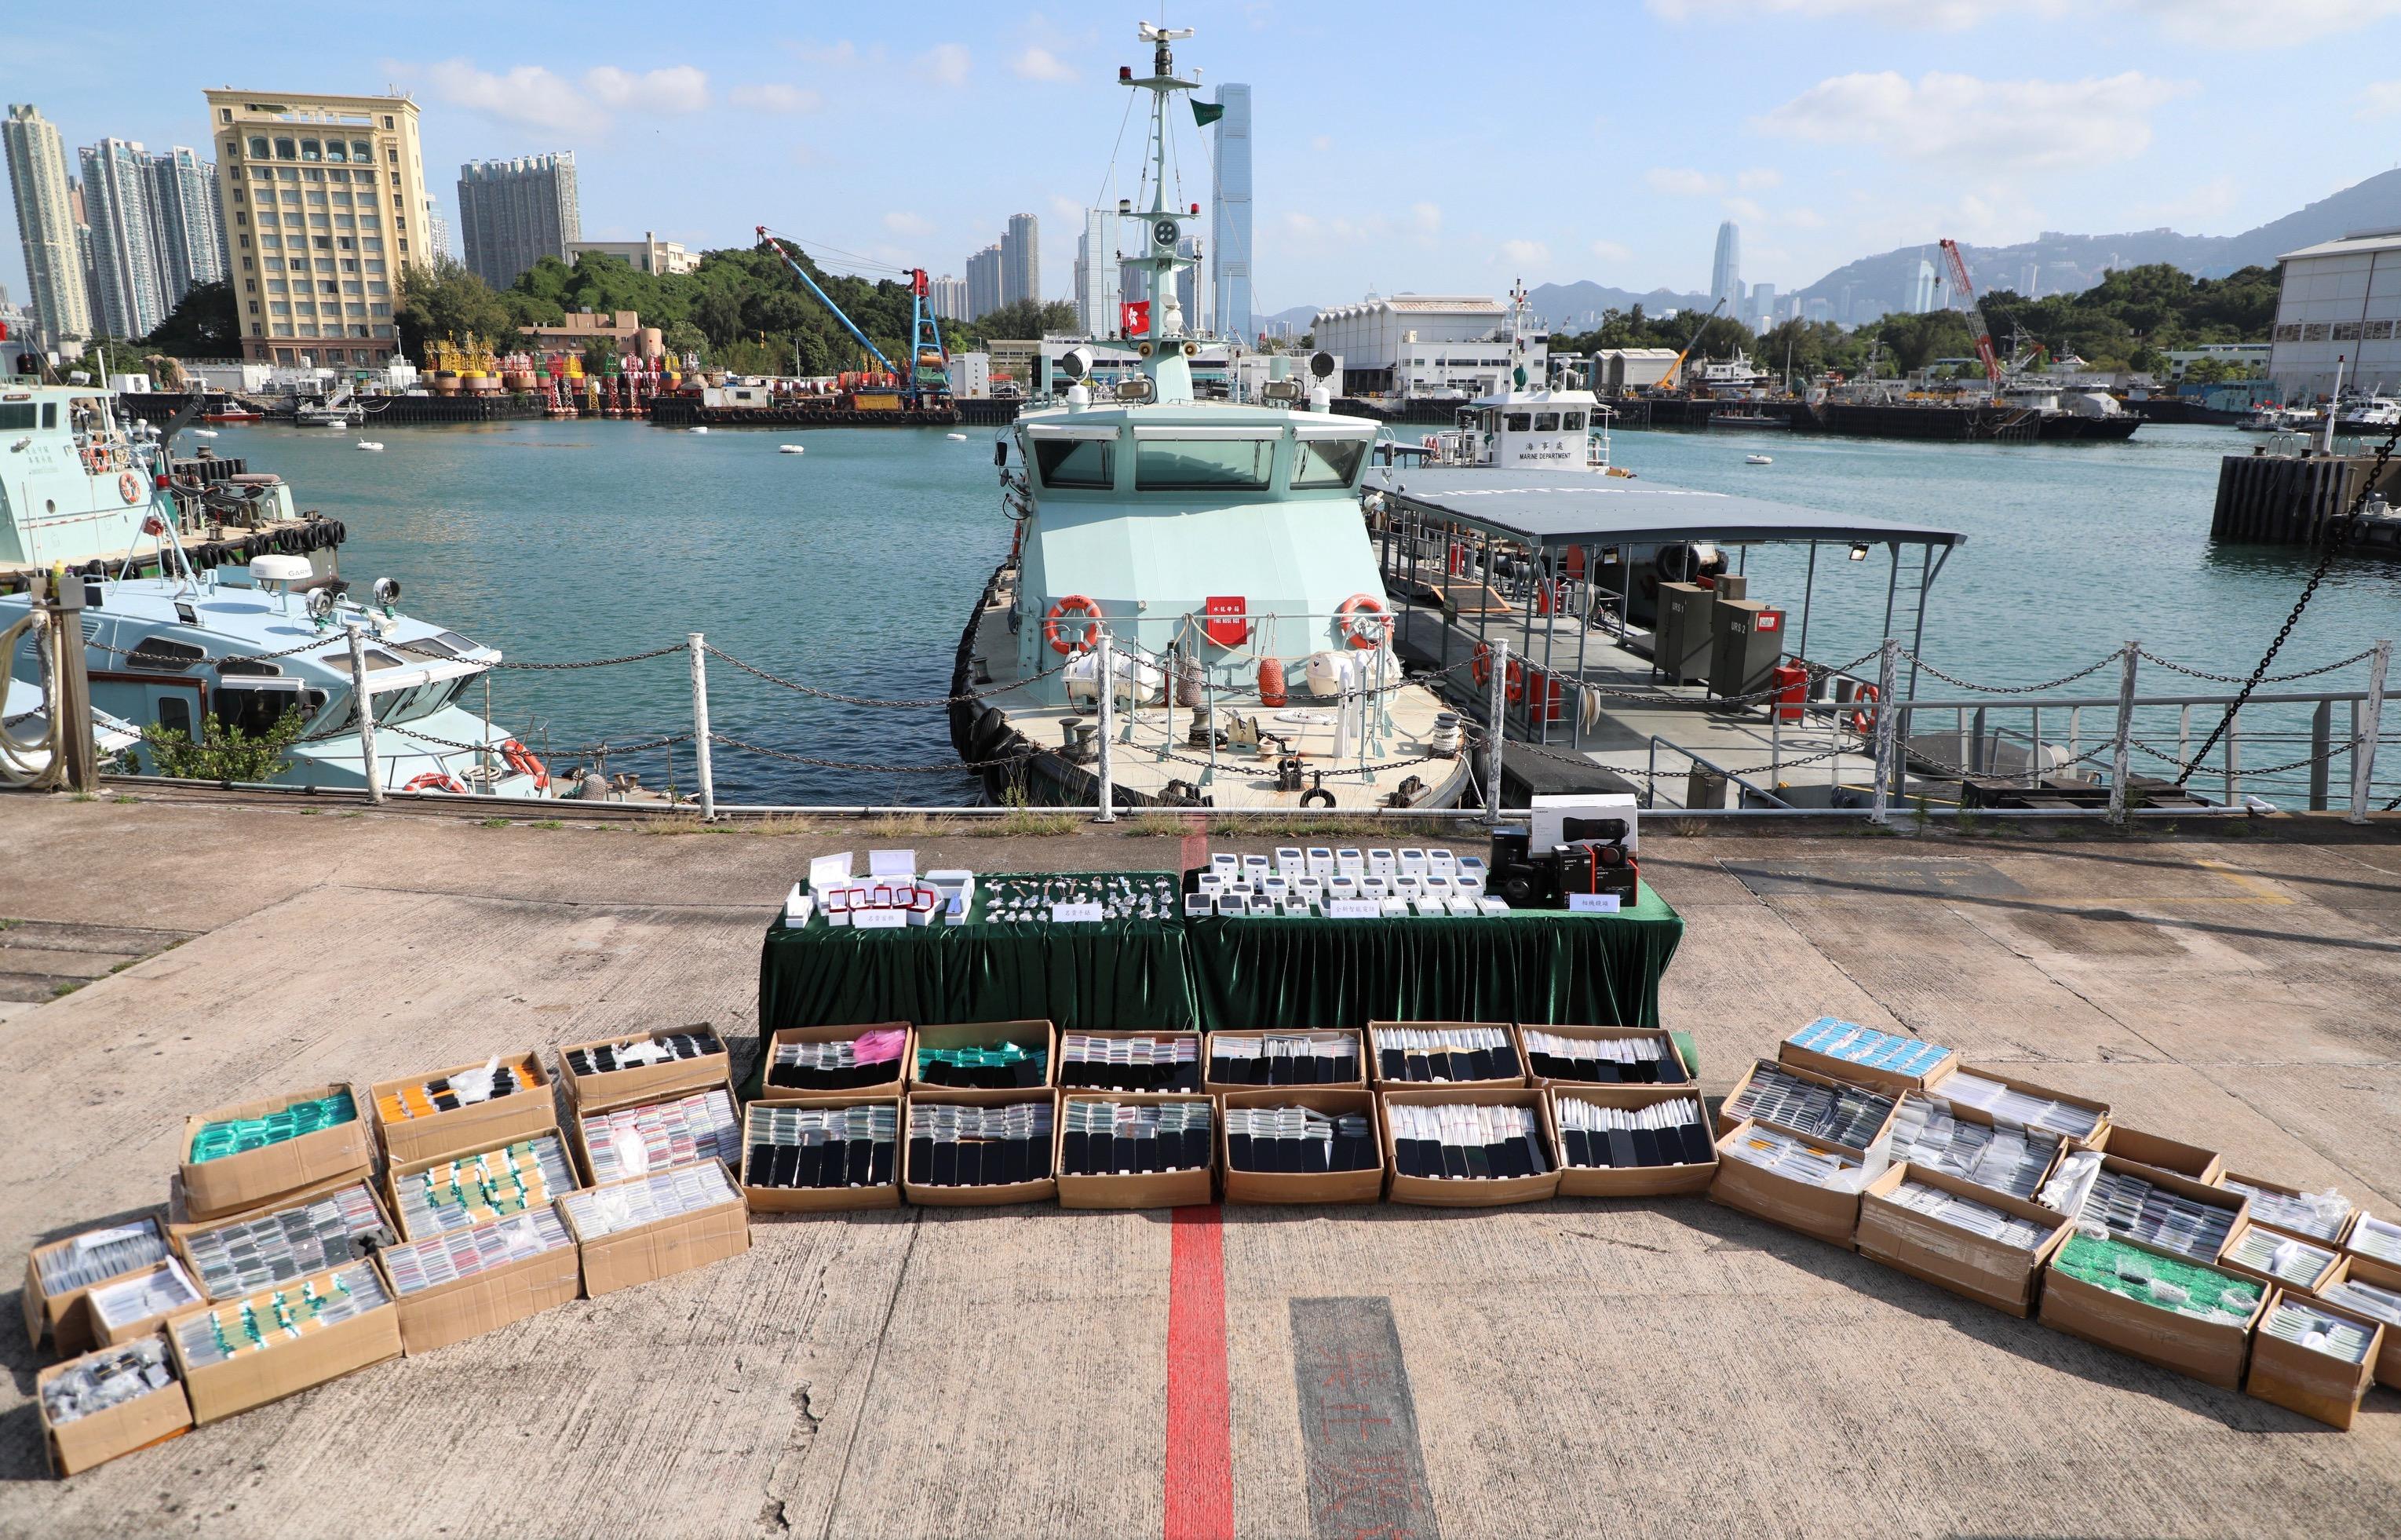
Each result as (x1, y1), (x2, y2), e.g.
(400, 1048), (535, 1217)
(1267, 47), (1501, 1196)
(219, 418), (2399, 805)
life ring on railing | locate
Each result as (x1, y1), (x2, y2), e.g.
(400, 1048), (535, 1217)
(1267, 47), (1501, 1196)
(1471, 641), (1492, 685)
(1848, 684), (1879, 737)
(500, 738), (550, 790)
(1469, 642), (1527, 702)
(1336, 593), (1390, 649)
(1043, 594), (1102, 654)
(1505, 657), (1526, 704)
(403, 771), (469, 794)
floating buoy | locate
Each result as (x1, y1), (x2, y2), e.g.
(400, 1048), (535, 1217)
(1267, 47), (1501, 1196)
(189, 428), (218, 438)
(689, 425), (710, 434)
(946, 432), (968, 441)
(355, 440), (385, 452)
(1746, 454), (1773, 465)
(778, 444), (805, 454)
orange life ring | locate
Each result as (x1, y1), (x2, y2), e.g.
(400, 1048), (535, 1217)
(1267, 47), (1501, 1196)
(1335, 592), (1390, 649)
(1471, 641), (1492, 685)
(500, 738), (550, 790)
(1505, 657), (1526, 704)
(403, 771), (469, 794)
(1848, 684), (1879, 736)
(118, 471), (142, 504)
(1043, 593), (1102, 655)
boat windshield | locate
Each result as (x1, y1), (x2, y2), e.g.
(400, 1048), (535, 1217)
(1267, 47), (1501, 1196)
(1291, 438), (1367, 490)
(1135, 439), (1274, 491)
(1034, 438), (1114, 490)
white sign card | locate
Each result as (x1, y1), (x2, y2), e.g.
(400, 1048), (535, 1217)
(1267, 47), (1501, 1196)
(1567, 892), (1622, 914)
(852, 908), (907, 930)
(1051, 903), (1105, 923)
(1326, 899), (1382, 919)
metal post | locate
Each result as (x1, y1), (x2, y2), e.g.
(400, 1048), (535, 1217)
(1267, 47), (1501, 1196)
(2107, 643), (2138, 825)
(1093, 628), (1117, 822)
(346, 622), (383, 805)
(1970, 706), (1987, 775)
(688, 632), (715, 820)
(1869, 637), (1899, 826)
(2224, 711), (2240, 808)
(1484, 637), (1508, 824)
(2309, 700), (2333, 811)
(1798, 540), (1817, 663)
(35, 575), (97, 793)
(2027, 706), (2042, 789)
(2351, 639), (2390, 823)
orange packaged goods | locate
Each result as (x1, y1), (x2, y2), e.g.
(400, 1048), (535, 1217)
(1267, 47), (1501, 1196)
(370, 1053), (554, 1166)
(379, 1059), (541, 1123)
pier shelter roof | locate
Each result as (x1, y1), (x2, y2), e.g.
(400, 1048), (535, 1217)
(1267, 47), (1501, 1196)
(1364, 465), (1968, 553)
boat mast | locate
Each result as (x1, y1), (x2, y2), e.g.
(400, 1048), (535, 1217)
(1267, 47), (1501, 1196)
(1122, 21), (1202, 404)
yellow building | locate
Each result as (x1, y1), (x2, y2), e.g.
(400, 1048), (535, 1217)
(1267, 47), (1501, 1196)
(203, 89), (433, 366)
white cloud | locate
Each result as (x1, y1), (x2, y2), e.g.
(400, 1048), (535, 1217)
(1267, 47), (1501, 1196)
(731, 82), (821, 114)
(1010, 46), (1075, 82)
(420, 60), (606, 134)
(1647, 167), (1724, 196)
(2131, 175), (2240, 225)
(915, 44), (970, 87)
(1724, 196), (1769, 224)
(1737, 168), (1783, 191)
(1785, 206), (1826, 228)
(1589, 239), (1633, 262)
(787, 40), (863, 66)
(1654, 0), (2388, 42)
(1048, 195), (1087, 222)
(2360, 80), (2401, 118)
(585, 65), (710, 114)
(882, 212), (934, 238)
(1311, 135), (1334, 152)
(2138, 0), (2401, 47)
(1498, 239), (1551, 270)
(1411, 203), (1442, 237)
(1755, 71), (2190, 172)
(1646, 0), (2045, 28)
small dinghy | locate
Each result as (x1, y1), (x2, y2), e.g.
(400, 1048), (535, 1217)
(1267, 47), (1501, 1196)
(689, 425), (710, 434)
(946, 432), (968, 440)
(779, 444), (805, 454)
(355, 440), (385, 452)
(1745, 454), (1773, 465)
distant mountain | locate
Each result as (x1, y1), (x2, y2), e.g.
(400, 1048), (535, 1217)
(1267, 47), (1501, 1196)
(1526, 280), (1711, 327)
(1261, 304), (1321, 332)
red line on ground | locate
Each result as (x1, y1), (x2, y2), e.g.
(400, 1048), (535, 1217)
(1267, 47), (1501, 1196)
(1179, 812), (1209, 879)
(1165, 1204), (1235, 1540)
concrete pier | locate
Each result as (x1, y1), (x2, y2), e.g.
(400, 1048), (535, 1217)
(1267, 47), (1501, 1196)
(2213, 447), (2401, 548)
(2, 796), (2399, 1537)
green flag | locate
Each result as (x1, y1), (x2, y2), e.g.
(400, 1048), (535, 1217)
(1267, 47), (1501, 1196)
(1191, 100), (1225, 127)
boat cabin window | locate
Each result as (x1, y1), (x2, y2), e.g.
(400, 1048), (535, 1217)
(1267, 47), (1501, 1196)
(1504, 413), (1531, 432)
(401, 635), (462, 660)
(1292, 437), (1368, 490)
(359, 648), (406, 672)
(0, 403), (31, 431)
(1563, 412), (1585, 432)
(42, 403), (56, 428)
(214, 686), (315, 737)
(217, 659), (282, 677)
(433, 630), (480, 655)
(1034, 437), (1115, 490)
(1480, 410), (1497, 433)
(155, 698), (192, 737)
(1533, 412), (1560, 432)
(1135, 439), (1274, 492)
(125, 637), (206, 673)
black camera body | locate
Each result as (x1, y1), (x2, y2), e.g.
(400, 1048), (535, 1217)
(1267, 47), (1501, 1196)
(1487, 823), (1640, 909)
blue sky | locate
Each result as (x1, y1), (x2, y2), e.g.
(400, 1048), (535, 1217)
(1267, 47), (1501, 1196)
(12, 0), (2401, 319)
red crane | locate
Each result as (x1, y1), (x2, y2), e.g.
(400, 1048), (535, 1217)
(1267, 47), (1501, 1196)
(1938, 238), (2001, 387)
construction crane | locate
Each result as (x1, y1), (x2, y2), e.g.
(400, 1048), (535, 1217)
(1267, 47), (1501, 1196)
(1656, 297), (1727, 394)
(755, 227), (951, 406)
(1938, 238), (2002, 388)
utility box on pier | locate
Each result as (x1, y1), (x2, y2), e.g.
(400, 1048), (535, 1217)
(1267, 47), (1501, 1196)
(1709, 599), (1786, 701)
(1654, 582), (1715, 685)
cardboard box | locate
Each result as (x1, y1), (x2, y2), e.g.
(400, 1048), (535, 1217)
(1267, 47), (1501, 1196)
(1202, 1030), (1366, 1095)
(2320, 1251), (2401, 1386)
(370, 1053), (556, 1167)
(2246, 1289), (2385, 1429)
(1365, 1022), (1527, 1090)
(2072, 1123), (2221, 1183)
(2037, 1232), (2265, 1391)
(559, 1160), (751, 1298)
(170, 1261), (403, 1424)
(379, 1216), (583, 1356)
(23, 1213), (170, 1356)
(35, 1337), (193, 1476)
(1379, 1087), (1560, 1207)
(739, 1096), (903, 1213)
(1777, 1021), (1955, 1096)
(169, 1175), (398, 1294)
(1219, 1088), (1385, 1205)
(1855, 1163), (2073, 1317)
(1709, 1118), (1885, 1250)
(752, 1022), (913, 1104)
(2215, 1170), (2353, 1246)
(86, 1260), (206, 1348)
(1940, 1063), (2112, 1146)
(1548, 1086), (1718, 1198)
(2218, 1226), (2344, 1296)
(1056, 1029), (1208, 1095)
(385, 1126), (580, 1243)
(557, 1024), (731, 1113)
(179, 1083), (374, 1222)
(1716, 1058), (1897, 1151)
(2078, 1153), (2252, 1267)
(907, 1020), (1056, 1103)
(1055, 1092), (1215, 1210)
(570, 1080), (741, 1191)
(902, 1089), (1059, 1207)
(1885, 1090), (2065, 1202)
(1519, 1025), (1694, 1090)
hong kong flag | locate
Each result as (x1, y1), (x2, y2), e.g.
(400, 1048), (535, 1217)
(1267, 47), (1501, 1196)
(1119, 300), (1151, 337)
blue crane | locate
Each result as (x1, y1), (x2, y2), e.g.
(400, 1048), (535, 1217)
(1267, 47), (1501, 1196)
(755, 227), (950, 407)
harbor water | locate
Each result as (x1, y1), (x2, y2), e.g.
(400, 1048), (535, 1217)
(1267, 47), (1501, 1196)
(226, 420), (2399, 805)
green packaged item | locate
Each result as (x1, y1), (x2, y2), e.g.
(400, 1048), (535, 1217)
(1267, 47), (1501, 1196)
(2052, 1231), (2263, 1325)
(188, 1093), (358, 1165)
(914, 1042), (1046, 1089)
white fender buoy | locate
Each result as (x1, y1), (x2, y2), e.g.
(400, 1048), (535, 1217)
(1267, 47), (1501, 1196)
(779, 443), (805, 454)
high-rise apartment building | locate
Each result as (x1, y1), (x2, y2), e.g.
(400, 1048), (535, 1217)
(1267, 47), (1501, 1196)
(1209, 83), (1252, 344)
(80, 138), (168, 339)
(1910, 258), (1938, 315)
(148, 146), (228, 307)
(1709, 220), (1741, 317)
(2, 103), (93, 349)
(1074, 208), (1118, 338)
(966, 243), (1002, 319)
(1001, 213), (1038, 308)
(203, 88), (433, 364)
(456, 153), (579, 290)
(927, 272), (968, 321)
(426, 201), (451, 263)
(1748, 281), (1776, 331)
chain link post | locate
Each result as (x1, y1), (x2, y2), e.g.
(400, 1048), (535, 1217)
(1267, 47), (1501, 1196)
(1484, 637), (1508, 824)
(2352, 638), (2390, 824)
(346, 621), (383, 805)
(688, 632), (714, 820)
(1093, 628), (1117, 823)
(1868, 638), (1898, 826)
(2107, 641), (2139, 826)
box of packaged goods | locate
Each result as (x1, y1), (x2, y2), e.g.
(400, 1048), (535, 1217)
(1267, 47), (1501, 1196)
(2215, 1173), (2352, 1246)
(1203, 1031), (1365, 1093)
(170, 1259), (400, 1423)
(574, 1085), (743, 1189)
(1883, 1093), (2063, 1203)
(1381, 1089), (1559, 1207)
(1549, 1087), (1717, 1198)
(371, 1053), (553, 1166)
(2038, 1231), (2265, 1390)
(2246, 1290), (2385, 1429)
(387, 1130), (581, 1243)
(1218, 1089), (1384, 1205)
(24, 1215), (173, 1356)
(1520, 1026), (1691, 1089)
(2071, 1123), (2221, 1183)
(2217, 1224), (2345, 1296)
(1056, 1031), (1206, 1094)
(557, 1160), (750, 1297)
(84, 1260), (206, 1348)
(557, 1026), (729, 1113)
(179, 1084), (373, 1222)
(1855, 1164), (2073, 1317)
(1717, 1059), (1897, 1151)
(173, 1179), (394, 1304)
(1711, 1119), (1885, 1248)
(1932, 1065), (2111, 1148)
(2042, 1151), (2250, 1266)
(1778, 1016), (1954, 1096)
(2315, 1253), (2401, 1386)
(2346, 1210), (2401, 1268)
(757, 1024), (911, 1102)
(1056, 1093), (1214, 1210)
(378, 1208), (581, 1356)
(740, 1099), (901, 1213)
(1366, 1023), (1523, 1089)
(35, 1336), (192, 1476)
(901, 1092), (1057, 1207)
(909, 1021), (1056, 1100)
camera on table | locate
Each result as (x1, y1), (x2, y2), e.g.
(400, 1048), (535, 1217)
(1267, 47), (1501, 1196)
(1487, 818), (1639, 909)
